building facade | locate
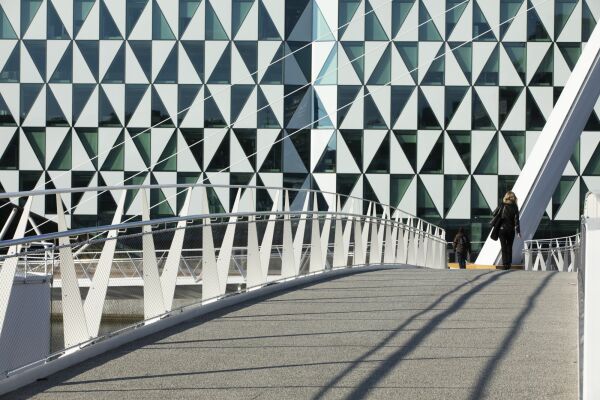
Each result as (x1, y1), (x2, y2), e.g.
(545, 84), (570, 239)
(0, 0), (599, 248)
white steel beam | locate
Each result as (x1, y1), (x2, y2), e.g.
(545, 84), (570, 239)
(477, 23), (600, 265)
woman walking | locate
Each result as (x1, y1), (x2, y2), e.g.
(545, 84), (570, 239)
(452, 227), (470, 269)
(492, 191), (521, 270)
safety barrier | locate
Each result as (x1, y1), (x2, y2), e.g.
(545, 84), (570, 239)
(0, 184), (446, 389)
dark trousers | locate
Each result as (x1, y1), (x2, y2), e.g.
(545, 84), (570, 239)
(455, 253), (467, 269)
(498, 227), (515, 268)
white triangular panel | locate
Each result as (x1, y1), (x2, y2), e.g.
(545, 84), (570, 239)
(447, 88), (472, 131)
(394, 88), (418, 130)
(75, 86), (99, 128)
(470, 130), (496, 174)
(390, 134), (414, 174)
(336, 131), (361, 173)
(473, 175), (498, 210)
(475, 86), (499, 129)
(443, 132), (468, 174)
(76, 0), (99, 39)
(498, 134), (522, 175)
(420, 174), (444, 216)
(126, 42), (149, 84)
(128, 0), (152, 40)
(363, 129), (387, 171)
(181, 0), (205, 40)
(501, 88), (525, 130)
(127, 86), (151, 128)
(417, 130), (442, 172)
(446, 178), (471, 219)
(151, 40), (176, 82)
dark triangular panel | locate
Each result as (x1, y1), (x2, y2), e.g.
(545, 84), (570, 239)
(530, 46), (553, 86)
(151, 86), (174, 127)
(155, 44), (178, 83)
(527, 1), (551, 40)
(77, 41), (99, 81)
(232, 0), (252, 37)
(314, 133), (336, 173)
(500, 0), (524, 38)
(261, 43), (284, 84)
(126, 0), (148, 36)
(417, 176), (441, 219)
(20, 84), (44, 124)
(154, 132), (177, 171)
(203, 87), (227, 128)
(451, 42), (472, 83)
(447, 131), (470, 170)
(20, 0), (43, 37)
(502, 131), (525, 168)
(472, 91), (494, 130)
(24, 40), (46, 80)
(0, 43), (19, 82)
(48, 130), (72, 170)
(100, 0), (123, 39)
(558, 43), (581, 70)
(286, 0), (311, 37)
(504, 42), (526, 84)
(234, 128), (257, 170)
(72, 84), (96, 125)
(336, 173), (360, 207)
(584, 110), (600, 131)
(555, 0), (578, 38)
(313, 91), (333, 128)
(206, 130), (230, 172)
(421, 47), (445, 85)
(180, 128), (203, 168)
(101, 130), (125, 170)
(444, 175), (468, 215)
(474, 134), (498, 174)
(208, 43), (231, 84)
(23, 128), (45, 165)
(367, 44), (391, 85)
(102, 42), (125, 83)
(475, 44), (499, 85)
(177, 84), (202, 126)
(392, 0), (415, 38)
(179, 0), (200, 35)
(182, 41), (205, 82)
(394, 130), (417, 172)
(341, 42), (364, 82)
(473, 1), (495, 40)
(421, 134), (443, 173)
(364, 89), (387, 129)
(419, 2), (441, 40)
(47, 0), (70, 39)
(525, 89), (546, 130)
(75, 128), (98, 168)
(152, 0), (176, 40)
(50, 43), (73, 83)
(231, 84), (254, 122)
(258, 87), (281, 128)
(366, 134), (390, 173)
(0, 131), (18, 169)
(338, 85), (361, 126)
(446, 0), (468, 38)
(395, 42), (418, 83)
(499, 86), (524, 127)
(583, 140), (600, 175)
(0, 93), (16, 125)
(259, 0), (281, 39)
(418, 88), (441, 129)
(340, 129), (362, 171)
(366, 0), (389, 40)
(0, 5), (17, 38)
(391, 86), (415, 127)
(390, 174), (413, 208)
(125, 84), (148, 126)
(99, 86), (122, 127)
(206, 0), (228, 40)
(445, 86), (468, 127)
(552, 177), (576, 217)
(258, 130), (282, 172)
(46, 88), (69, 126)
(129, 40), (152, 82)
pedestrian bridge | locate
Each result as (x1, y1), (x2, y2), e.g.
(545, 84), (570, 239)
(7, 267), (579, 400)
(0, 185), (597, 399)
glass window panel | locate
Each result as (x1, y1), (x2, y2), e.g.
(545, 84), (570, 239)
(474, 134), (498, 174)
(180, 0), (200, 35)
(390, 175), (413, 207)
(447, 131), (470, 169)
(152, 1), (175, 39)
(444, 175), (468, 215)
(396, 42), (418, 82)
(473, 1), (495, 40)
(527, 6), (550, 41)
(74, 0), (95, 37)
(367, 45), (390, 85)
(394, 130), (417, 171)
(419, 3), (442, 41)
(0, 7), (16, 39)
(24, 40), (46, 80)
(126, 0), (148, 36)
(342, 42), (364, 82)
(260, 1), (282, 40)
(102, 43), (125, 83)
(154, 45), (178, 83)
(418, 90), (441, 129)
(583, 1), (597, 42)
(99, 0), (123, 39)
(366, 2), (388, 40)
(475, 45), (499, 86)
(77, 41), (99, 81)
(502, 131), (525, 168)
(0, 132), (17, 169)
(392, 0), (415, 38)
(530, 47), (553, 86)
(314, 133), (336, 173)
(555, 0), (578, 38)
(500, 0), (523, 38)
(47, 1), (69, 39)
(339, 0), (360, 27)
(557, 43), (581, 70)
(206, 1), (228, 40)
(417, 177), (440, 219)
(421, 49), (444, 85)
(446, 0), (468, 38)
(0, 45), (19, 82)
(49, 43), (73, 83)
(420, 134), (443, 173)
(21, 0), (42, 36)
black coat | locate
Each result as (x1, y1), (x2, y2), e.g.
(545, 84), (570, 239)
(495, 202), (520, 234)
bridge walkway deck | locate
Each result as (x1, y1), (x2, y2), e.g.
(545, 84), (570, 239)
(8, 267), (577, 400)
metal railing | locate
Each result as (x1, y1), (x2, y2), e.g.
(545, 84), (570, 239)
(0, 184), (446, 388)
(523, 234), (581, 272)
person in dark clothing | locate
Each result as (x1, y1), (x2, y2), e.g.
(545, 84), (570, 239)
(493, 191), (521, 270)
(453, 227), (470, 269)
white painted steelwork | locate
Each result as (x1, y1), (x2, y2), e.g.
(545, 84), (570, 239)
(523, 234), (580, 272)
(0, 184), (446, 389)
(477, 21), (600, 266)
(582, 192), (600, 400)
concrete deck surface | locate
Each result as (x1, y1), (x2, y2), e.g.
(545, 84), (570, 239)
(7, 267), (578, 400)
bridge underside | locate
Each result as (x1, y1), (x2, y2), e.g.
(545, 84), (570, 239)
(10, 267), (577, 400)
